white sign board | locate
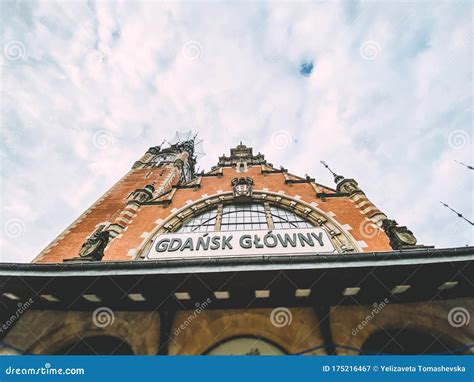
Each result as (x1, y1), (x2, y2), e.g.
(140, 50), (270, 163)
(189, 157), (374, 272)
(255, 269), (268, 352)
(146, 227), (336, 260)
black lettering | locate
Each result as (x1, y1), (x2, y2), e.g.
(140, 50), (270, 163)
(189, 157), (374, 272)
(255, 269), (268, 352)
(311, 232), (324, 246)
(263, 233), (278, 248)
(254, 235), (264, 248)
(181, 237), (194, 251)
(240, 235), (252, 249)
(277, 233), (297, 247)
(221, 235), (233, 250)
(196, 236), (210, 251)
(155, 238), (170, 252)
(210, 236), (221, 250)
(168, 238), (182, 252)
(298, 233), (314, 247)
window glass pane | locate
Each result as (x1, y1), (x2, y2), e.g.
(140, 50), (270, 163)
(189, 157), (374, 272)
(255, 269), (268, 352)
(270, 206), (314, 229)
(177, 204), (313, 233)
(177, 207), (218, 233)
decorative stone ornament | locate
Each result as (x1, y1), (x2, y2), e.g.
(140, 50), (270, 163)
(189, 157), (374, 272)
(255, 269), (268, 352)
(147, 146), (161, 155)
(77, 230), (110, 261)
(236, 161), (247, 173)
(173, 158), (184, 169)
(231, 177), (253, 201)
(137, 190), (361, 258)
(218, 142), (266, 167)
(320, 161), (361, 195)
(129, 184), (155, 204)
(381, 219), (418, 249)
(336, 178), (361, 195)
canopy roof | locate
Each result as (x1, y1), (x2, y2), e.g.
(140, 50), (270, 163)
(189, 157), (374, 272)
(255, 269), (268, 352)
(0, 247), (472, 318)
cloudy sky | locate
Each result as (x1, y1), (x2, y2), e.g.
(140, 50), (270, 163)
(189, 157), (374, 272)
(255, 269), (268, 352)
(1, 0), (472, 263)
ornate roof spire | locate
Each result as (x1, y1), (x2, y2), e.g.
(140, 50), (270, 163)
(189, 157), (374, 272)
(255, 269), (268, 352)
(218, 142), (266, 167)
(320, 161), (345, 184)
(454, 160), (474, 170)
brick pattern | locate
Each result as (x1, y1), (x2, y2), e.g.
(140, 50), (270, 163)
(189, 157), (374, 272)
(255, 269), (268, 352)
(36, 153), (392, 263)
(35, 165), (179, 263)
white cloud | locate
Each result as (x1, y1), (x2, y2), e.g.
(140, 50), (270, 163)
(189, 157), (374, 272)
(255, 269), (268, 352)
(0, 1), (472, 262)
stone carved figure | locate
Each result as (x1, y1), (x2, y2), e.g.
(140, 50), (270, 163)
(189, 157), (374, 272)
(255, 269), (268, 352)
(381, 219), (418, 249)
(78, 230), (110, 261)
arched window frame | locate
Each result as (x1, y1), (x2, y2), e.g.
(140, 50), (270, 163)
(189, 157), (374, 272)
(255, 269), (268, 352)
(203, 335), (288, 355)
(136, 190), (365, 258)
(177, 202), (314, 233)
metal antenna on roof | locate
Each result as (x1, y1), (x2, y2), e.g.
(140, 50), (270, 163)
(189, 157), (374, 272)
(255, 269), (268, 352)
(320, 161), (337, 177)
(320, 160), (345, 184)
(454, 160), (474, 170)
(440, 201), (474, 226)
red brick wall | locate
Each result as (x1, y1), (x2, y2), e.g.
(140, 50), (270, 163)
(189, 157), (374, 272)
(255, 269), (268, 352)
(35, 166), (178, 263)
(35, 161), (392, 263)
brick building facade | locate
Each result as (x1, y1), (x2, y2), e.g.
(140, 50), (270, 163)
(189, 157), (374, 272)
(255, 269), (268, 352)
(0, 139), (472, 355)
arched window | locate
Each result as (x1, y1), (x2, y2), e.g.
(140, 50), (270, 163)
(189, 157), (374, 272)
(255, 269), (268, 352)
(177, 203), (314, 233)
(270, 205), (312, 229)
(205, 336), (287, 355)
(220, 204), (267, 231)
(177, 208), (219, 233)
(360, 329), (464, 355)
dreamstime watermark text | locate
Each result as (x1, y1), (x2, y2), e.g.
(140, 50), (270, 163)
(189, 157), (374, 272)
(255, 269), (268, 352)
(4, 363), (84, 376)
(0, 298), (34, 335)
(173, 298), (212, 336)
(352, 298), (390, 336)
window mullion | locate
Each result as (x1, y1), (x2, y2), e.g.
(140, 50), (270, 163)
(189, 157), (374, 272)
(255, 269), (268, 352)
(215, 204), (224, 231)
(264, 203), (274, 229)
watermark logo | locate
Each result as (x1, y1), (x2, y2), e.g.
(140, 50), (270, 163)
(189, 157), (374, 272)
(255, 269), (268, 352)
(3, 218), (25, 238)
(448, 130), (470, 150)
(359, 220), (378, 239)
(92, 307), (115, 328)
(270, 307), (292, 328)
(3, 40), (26, 61)
(359, 40), (381, 61)
(270, 130), (292, 150)
(448, 307), (470, 328)
(182, 40), (203, 61)
(92, 130), (114, 150)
